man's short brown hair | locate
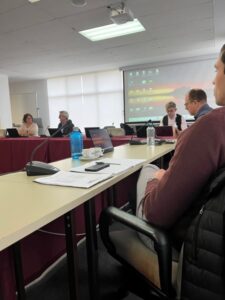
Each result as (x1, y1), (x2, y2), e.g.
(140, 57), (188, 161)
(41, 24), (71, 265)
(188, 89), (207, 103)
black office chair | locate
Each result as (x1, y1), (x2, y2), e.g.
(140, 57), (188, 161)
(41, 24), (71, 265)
(100, 207), (177, 299)
(120, 123), (135, 135)
(99, 168), (225, 300)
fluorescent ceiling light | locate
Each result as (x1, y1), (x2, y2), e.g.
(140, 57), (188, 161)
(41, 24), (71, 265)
(28, 0), (41, 3)
(79, 19), (145, 42)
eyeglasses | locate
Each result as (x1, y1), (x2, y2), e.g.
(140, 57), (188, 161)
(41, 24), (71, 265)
(184, 100), (195, 107)
(185, 100), (197, 107)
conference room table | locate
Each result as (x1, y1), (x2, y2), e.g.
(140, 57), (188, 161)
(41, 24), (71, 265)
(47, 136), (132, 162)
(0, 136), (132, 174)
(0, 142), (176, 300)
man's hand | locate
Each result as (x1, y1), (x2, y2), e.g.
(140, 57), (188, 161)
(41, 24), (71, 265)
(154, 169), (166, 180)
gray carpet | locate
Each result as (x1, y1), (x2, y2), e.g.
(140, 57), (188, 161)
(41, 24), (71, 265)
(26, 228), (143, 300)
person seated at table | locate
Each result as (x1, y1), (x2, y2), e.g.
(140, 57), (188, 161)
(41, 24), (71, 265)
(160, 101), (187, 136)
(136, 44), (225, 254)
(18, 113), (38, 137)
(58, 110), (75, 136)
(184, 88), (213, 120)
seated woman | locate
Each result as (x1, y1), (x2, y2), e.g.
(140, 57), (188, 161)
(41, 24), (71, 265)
(18, 113), (39, 137)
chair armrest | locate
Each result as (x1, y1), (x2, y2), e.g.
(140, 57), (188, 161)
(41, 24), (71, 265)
(99, 206), (173, 295)
(100, 206), (170, 248)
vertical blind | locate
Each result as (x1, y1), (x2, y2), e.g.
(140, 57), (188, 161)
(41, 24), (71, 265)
(47, 70), (124, 131)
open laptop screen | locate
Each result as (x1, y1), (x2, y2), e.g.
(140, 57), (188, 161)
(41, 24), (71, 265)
(89, 129), (114, 153)
(6, 128), (20, 138)
(155, 126), (173, 137)
(48, 128), (63, 137)
(85, 127), (100, 138)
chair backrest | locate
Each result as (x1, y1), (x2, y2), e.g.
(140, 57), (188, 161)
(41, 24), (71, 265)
(120, 123), (135, 135)
(0, 129), (6, 137)
(106, 127), (125, 136)
(33, 117), (44, 135)
(103, 125), (115, 129)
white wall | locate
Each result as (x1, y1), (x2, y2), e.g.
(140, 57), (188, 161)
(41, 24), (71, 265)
(0, 74), (12, 128)
(9, 80), (50, 132)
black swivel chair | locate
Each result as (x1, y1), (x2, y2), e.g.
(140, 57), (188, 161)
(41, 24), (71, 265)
(120, 123), (135, 135)
(99, 168), (225, 300)
(100, 207), (177, 299)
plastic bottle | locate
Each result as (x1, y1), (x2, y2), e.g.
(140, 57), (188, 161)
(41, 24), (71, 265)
(146, 126), (155, 146)
(70, 129), (83, 159)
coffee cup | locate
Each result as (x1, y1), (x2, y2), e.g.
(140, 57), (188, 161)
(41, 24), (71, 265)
(82, 147), (103, 159)
(93, 147), (104, 157)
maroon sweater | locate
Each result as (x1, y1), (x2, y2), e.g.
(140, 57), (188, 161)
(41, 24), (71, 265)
(143, 107), (225, 229)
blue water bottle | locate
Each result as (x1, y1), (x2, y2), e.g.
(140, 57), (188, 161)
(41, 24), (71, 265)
(70, 129), (83, 159)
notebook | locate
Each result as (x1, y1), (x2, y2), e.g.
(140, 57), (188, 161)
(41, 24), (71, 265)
(6, 128), (20, 138)
(48, 128), (63, 137)
(155, 126), (173, 137)
(89, 128), (114, 153)
(85, 127), (100, 138)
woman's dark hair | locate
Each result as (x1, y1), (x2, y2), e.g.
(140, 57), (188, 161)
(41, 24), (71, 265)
(23, 113), (33, 123)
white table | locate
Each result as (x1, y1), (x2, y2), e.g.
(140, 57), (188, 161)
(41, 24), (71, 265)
(0, 143), (175, 300)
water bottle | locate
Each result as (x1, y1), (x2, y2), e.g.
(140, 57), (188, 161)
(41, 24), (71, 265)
(70, 129), (83, 159)
(146, 126), (155, 146)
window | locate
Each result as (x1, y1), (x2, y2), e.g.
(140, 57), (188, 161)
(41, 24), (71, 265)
(47, 70), (123, 131)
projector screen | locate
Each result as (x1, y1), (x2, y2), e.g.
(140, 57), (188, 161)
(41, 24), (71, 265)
(123, 57), (218, 123)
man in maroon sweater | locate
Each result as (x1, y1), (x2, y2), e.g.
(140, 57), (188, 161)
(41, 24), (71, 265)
(137, 44), (225, 231)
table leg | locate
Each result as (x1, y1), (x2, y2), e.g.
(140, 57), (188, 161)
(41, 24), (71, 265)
(64, 211), (79, 300)
(84, 198), (100, 300)
(12, 242), (26, 300)
(107, 186), (116, 206)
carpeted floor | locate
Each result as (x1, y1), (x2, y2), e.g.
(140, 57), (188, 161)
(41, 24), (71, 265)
(26, 227), (143, 300)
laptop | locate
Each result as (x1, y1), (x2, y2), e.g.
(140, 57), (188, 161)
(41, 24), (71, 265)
(48, 128), (63, 137)
(85, 127), (100, 138)
(155, 126), (173, 137)
(89, 128), (114, 153)
(136, 125), (148, 138)
(6, 128), (20, 137)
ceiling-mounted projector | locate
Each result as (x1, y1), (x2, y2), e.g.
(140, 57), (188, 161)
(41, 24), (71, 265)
(108, 2), (134, 25)
(71, 0), (87, 7)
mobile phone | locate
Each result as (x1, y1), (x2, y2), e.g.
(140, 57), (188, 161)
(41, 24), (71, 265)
(85, 163), (110, 172)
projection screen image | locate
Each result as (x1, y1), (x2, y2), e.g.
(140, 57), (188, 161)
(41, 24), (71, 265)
(123, 58), (218, 123)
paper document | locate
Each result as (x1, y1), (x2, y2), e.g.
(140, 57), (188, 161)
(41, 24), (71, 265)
(34, 171), (112, 188)
(70, 158), (145, 175)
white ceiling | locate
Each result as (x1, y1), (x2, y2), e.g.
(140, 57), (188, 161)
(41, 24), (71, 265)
(0, 0), (224, 81)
